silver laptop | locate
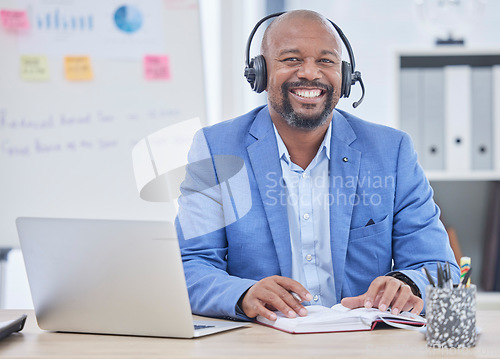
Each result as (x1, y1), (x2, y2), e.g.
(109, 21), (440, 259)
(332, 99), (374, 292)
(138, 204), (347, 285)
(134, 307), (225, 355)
(16, 217), (248, 338)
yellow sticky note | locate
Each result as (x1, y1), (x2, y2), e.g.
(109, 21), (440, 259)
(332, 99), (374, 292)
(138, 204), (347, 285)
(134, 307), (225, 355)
(20, 55), (50, 81)
(64, 56), (93, 81)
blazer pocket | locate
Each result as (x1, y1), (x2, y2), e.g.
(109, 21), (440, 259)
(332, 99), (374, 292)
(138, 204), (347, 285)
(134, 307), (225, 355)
(349, 215), (390, 242)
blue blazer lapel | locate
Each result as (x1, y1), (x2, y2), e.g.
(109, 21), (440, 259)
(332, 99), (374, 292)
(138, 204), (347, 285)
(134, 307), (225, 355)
(329, 111), (361, 302)
(247, 108), (292, 278)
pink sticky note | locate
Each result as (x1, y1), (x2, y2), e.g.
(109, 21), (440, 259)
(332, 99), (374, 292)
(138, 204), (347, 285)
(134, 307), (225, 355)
(144, 55), (171, 81)
(0, 9), (30, 31)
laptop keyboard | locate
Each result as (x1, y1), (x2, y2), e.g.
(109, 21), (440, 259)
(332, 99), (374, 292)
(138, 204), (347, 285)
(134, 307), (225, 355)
(194, 324), (216, 330)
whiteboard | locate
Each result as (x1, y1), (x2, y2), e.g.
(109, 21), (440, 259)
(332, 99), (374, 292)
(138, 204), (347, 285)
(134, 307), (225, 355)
(0, 0), (206, 247)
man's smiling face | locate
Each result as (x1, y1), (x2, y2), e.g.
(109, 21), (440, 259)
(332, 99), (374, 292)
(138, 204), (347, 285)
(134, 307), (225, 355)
(263, 15), (343, 130)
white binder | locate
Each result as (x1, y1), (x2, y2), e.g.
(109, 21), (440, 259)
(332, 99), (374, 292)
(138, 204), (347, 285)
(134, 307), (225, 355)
(444, 65), (471, 172)
(399, 68), (423, 164)
(421, 68), (445, 171)
(471, 67), (493, 170)
(494, 66), (500, 172)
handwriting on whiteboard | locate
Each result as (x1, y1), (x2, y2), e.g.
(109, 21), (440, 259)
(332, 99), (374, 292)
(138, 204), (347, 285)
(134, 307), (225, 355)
(0, 108), (180, 157)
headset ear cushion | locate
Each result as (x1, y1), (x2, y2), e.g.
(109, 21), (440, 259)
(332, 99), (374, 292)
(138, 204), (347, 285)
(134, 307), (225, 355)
(341, 61), (352, 98)
(251, 55), (267, 93)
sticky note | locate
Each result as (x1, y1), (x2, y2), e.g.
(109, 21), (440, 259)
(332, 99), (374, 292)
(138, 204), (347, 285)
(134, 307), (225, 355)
(144, 55), (171, 80)
(0, 9), (30, 31)
(20, 55), (50, 81)
(64, 56), (93, 81)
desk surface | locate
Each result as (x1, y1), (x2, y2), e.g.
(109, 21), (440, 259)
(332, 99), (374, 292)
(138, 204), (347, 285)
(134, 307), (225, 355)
(1, 310), (499, 359)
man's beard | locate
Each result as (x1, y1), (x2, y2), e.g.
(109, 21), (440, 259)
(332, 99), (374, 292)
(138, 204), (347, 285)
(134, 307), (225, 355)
(269, 81), (335, 130)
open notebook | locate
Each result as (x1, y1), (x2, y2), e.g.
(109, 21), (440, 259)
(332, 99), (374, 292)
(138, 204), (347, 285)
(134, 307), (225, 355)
(256, 304), (426, 334)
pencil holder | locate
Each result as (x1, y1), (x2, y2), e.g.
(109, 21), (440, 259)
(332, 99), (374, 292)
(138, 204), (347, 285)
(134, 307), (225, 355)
(425, 284), (476, 348)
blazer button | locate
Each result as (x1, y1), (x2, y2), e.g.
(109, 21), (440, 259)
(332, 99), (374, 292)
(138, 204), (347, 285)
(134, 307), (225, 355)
(342, 157), (348, 162)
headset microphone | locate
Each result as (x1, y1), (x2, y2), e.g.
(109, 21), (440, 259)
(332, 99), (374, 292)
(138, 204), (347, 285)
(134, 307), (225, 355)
(352, 71), (365, 108)
(244, 12), (365, 108)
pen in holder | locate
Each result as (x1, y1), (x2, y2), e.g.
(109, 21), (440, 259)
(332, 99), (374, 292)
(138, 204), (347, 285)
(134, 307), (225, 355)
(425, 284), (476, 348)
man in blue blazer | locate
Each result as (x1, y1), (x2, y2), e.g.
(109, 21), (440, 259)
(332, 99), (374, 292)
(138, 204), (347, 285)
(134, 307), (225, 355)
(175, 10), (459, 321)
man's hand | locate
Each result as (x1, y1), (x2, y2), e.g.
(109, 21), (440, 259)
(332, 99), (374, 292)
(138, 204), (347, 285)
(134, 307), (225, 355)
(241, 275), (313, 321)
(340, 276), (424, 315)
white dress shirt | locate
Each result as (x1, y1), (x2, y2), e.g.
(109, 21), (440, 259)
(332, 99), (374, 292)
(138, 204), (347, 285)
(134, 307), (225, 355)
(273, 123), (336, 307)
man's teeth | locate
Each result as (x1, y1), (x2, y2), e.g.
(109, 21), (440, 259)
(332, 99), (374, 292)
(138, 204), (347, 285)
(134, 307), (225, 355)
(294, 89), (321, 98)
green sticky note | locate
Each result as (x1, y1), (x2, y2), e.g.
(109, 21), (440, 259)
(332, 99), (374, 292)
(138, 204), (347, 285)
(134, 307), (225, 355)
(20, 55), (50, 81)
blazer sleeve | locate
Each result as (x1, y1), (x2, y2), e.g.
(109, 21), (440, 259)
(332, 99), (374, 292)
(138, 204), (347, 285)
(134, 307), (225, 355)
(175, 129), (256, 320)
(388, 133), (460, 307)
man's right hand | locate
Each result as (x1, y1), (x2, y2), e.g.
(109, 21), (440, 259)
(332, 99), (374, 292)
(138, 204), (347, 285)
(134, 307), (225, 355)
(241, 275), (313, 321)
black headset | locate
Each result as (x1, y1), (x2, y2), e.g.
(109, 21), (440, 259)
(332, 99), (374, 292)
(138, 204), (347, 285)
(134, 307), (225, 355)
(244, 12), (365, 108)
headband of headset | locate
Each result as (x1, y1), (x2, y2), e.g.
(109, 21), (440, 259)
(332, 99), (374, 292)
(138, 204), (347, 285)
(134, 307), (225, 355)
(243, 12), (365, 108)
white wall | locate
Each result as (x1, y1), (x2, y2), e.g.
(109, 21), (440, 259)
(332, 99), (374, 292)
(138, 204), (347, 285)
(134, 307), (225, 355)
(200, 0), (267, 125)
(3, 250), (33, 309)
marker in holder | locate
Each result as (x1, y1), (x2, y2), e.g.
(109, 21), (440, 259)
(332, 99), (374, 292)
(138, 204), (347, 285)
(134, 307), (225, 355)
(425, 284), (476, 348)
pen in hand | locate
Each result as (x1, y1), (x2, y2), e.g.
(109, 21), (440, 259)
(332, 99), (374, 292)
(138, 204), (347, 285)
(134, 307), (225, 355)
(290, 292), (309, 317)
(291, 292), (303, 302)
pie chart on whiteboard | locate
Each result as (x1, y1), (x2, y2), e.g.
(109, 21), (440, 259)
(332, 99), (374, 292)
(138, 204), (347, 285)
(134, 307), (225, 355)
(114, 5), (143, 33)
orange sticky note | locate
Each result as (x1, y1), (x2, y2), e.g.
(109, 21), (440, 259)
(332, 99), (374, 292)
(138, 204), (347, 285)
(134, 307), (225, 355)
(64, 56), (93, 81)
(144, 55), (171, 80)
(20, 55), (50, 81)
(0, 9), (30, 31)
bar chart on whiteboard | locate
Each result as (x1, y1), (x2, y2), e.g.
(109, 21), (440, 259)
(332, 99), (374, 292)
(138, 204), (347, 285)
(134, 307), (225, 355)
(17, 0), (166, 59)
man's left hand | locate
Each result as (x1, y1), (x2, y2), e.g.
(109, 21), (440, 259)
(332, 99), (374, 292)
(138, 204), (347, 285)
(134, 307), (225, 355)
(340, 276), (423, 315)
